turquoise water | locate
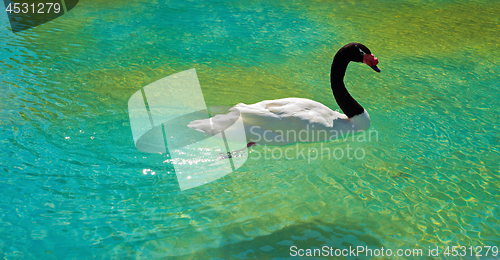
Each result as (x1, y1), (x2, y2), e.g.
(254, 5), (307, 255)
(1, 0), (499, 259)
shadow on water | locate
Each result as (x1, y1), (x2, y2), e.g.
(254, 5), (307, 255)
(169, 218), (386, 260)
(4, 0), (80, 33)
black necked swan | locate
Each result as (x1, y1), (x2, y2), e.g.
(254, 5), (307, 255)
(188, 42), (380, 146)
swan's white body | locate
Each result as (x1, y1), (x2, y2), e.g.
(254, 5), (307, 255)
(187, 98), (370, 145)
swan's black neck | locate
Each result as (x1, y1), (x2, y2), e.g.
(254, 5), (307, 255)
(330, 47), (365, 118)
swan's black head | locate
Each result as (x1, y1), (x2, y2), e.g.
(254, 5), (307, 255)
(343, 43), (380, 73)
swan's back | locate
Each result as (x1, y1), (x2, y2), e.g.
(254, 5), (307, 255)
(187, 98), (370, 145)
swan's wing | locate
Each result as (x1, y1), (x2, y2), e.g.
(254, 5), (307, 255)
(187, 98), (327, 136)
(188, 98), (370, 144)
(238, 98), (370, 142)
(187, 109), (239, 135)
(236, 98), (345, 130)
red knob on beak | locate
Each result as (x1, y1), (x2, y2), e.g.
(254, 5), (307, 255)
(363, 54), (380, 72)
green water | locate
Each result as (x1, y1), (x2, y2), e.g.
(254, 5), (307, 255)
(1, 0), (499, 259)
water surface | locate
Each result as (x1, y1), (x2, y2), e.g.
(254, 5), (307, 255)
(0, 0), (499, 259)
